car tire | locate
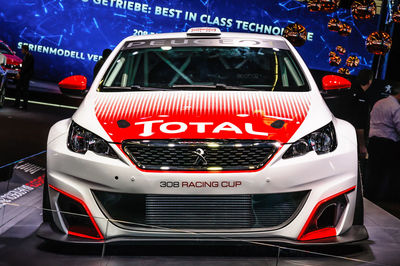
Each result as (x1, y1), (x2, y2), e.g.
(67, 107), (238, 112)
(353, 168), (364, 225)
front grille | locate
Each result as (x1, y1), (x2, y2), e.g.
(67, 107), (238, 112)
(122, 139), (279, 171)
(5, 64), (20, 70)
(93, 191), (309, 230)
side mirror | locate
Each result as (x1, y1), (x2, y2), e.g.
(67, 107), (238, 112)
(58, 75), (87, 96)
(322, 75), (351, 91)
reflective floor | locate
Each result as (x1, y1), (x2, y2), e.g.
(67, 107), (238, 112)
(1, 97), (400, 265)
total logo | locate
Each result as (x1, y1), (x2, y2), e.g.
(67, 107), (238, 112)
(134, 120), (269, 137)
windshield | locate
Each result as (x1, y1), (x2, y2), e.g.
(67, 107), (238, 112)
(101, 43), (309, 92)
(0, 43), (13, 55)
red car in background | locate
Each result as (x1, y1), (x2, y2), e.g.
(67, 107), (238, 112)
(0, 40), (23, 84)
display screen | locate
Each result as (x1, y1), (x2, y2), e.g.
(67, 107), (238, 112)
(0, 0), (379, 83)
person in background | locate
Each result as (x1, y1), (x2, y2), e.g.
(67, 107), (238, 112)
(15, 44), (34, 110)
(366, 84), (400, 200)
(93, 49), (112, 78)
(337, 69), (373, 218)
(348, 69), (374, 159)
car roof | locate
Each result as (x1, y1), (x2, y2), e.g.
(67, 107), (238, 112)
(121, 32), (289, 49)
(122, 32), (290, 50)
(123, 31), (286, 40)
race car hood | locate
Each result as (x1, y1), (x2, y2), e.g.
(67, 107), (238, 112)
(93, 91), (312, 143)
(2, 53), (22, 65)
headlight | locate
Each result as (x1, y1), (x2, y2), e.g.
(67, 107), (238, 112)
(282, 122), (337, 159)
(67, 121), (118, 159)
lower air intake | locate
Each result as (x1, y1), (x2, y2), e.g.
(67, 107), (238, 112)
(93, 191), (309, 230)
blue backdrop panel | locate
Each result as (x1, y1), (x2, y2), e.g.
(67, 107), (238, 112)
(0, 0), (379, 83)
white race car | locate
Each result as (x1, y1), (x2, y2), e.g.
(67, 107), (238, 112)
(38, 28), (367, 245)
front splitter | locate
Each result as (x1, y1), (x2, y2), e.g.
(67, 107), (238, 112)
(37, 222), (368, 246)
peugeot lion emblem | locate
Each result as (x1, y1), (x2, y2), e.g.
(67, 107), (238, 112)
(193, 148), (207, 166)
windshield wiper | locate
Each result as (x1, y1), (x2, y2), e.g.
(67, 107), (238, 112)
(101, 86), (140, 92)
(101, 85), (165, 92)
(171, 84), (257, 91)
(101, 84), (258, 92)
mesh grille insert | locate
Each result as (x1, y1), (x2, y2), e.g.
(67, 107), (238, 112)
(122, 139), (279, 171)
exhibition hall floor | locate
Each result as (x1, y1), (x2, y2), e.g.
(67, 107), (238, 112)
(1, 98), (400, 265)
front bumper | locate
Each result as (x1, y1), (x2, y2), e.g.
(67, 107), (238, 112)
(43, 118), (362, 244)
(3, 69), (19, 86)
(37, 222), (368, 245)
(5, 69), (19, 78)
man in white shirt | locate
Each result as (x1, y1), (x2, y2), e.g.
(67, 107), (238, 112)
(367, 84), (400, 200)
